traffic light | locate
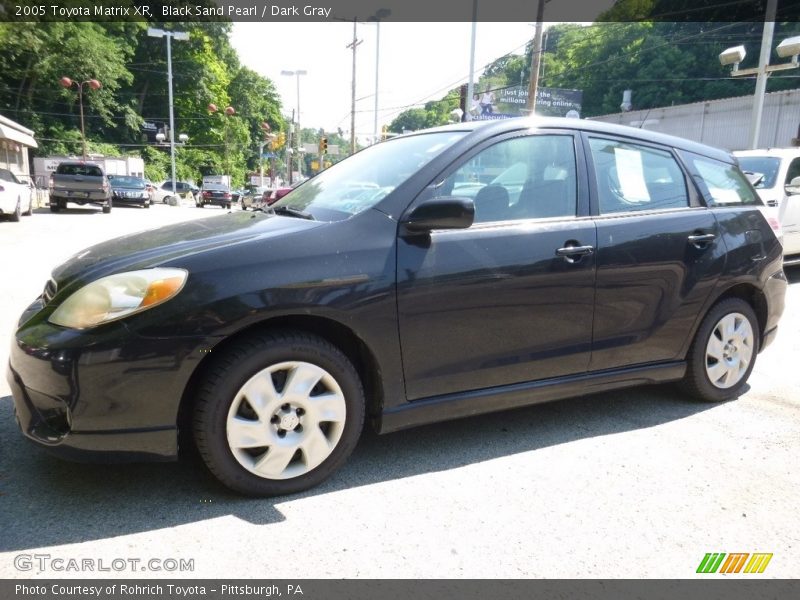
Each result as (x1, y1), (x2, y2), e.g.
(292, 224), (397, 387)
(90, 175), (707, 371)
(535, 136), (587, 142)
(319, 136), (328, 154)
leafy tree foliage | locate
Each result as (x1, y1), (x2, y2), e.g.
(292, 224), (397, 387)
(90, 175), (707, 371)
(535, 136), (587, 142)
(0, 20), (286, 187)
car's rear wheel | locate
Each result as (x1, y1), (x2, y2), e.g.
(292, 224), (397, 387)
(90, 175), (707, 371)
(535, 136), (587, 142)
(23, 197), (33, 216)
(193, 331), (365, 496)
(681, 298), (759, 402)
(102, 198), (112, 214)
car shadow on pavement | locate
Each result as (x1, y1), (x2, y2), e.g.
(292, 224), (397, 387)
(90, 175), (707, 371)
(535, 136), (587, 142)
(0, 384), (719, 551)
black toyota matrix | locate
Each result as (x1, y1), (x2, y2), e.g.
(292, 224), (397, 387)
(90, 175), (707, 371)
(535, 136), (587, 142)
(7, 118), (787, 496)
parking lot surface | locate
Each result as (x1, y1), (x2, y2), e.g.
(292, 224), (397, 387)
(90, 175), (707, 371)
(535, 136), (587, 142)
(1, 204), (798, 578)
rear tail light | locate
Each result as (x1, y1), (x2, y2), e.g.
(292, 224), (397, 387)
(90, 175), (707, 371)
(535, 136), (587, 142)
(203, 191), (211, 197)
(223, 192), (231, 199)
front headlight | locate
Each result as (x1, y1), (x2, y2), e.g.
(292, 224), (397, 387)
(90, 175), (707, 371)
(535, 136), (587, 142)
(49, 268), (188, 329)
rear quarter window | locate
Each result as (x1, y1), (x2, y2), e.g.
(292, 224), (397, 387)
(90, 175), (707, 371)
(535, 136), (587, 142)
(680, 152), (761, 207)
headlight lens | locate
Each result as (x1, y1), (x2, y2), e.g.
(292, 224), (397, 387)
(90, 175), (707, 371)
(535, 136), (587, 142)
(49, 268), (188, 329)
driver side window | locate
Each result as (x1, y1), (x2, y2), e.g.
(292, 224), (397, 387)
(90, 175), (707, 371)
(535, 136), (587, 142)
(435, 134), (577, 223)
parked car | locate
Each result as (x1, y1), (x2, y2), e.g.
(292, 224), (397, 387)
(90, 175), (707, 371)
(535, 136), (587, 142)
(197, 183), (233, 209)
(241, 185), (272, 210)
(8, 118), (786, 496)
(144, 180), (157, 203)
(108, 175), (151, 208)
(0, 167), (34, 222)
(734, 148), (800, 265)
(153, 181), (197, 205)
(48, 161), (111, 213)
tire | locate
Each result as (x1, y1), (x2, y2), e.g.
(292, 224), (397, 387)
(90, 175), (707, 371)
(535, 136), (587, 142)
(102, 198), (112, 214)
(680, 298), (759, 402)
(144, 201), (150, 209)
(193, 331), (365, 496)
(196, 203), (204, 208)
(49, 203), (60, 213)
(9, 198), (21, 222)
(226, 203), (232, 210)
(23, 196), (33, 216)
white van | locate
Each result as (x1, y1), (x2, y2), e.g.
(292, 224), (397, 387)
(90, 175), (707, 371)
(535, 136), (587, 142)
(734, 148), (800, 265)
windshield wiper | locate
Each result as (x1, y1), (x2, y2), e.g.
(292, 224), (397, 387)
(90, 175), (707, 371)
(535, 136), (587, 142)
(270, 205), (315, 220)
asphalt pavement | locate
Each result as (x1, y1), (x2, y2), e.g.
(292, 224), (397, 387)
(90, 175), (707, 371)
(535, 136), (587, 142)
(0, 203), (798, 578)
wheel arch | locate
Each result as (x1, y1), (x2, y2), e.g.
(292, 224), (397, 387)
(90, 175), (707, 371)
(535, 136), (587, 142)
(176, 314), (385, 447)
(686, 282), (769, 358)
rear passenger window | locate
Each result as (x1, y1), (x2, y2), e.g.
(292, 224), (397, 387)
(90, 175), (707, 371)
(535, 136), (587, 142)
(681, 152), (761, 206)
(589, 138), (689, 214)
(437, 135), (577, 223)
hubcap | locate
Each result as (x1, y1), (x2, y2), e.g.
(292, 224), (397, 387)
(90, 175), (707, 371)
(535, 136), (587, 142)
(704, 312), (754, 389)
(226, 361), (347, 480)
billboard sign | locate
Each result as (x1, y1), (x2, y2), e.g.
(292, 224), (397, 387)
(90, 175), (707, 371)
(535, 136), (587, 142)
(474, 86), (583, 120)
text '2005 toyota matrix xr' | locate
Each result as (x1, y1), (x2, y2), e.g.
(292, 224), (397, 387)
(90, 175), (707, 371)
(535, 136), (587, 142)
(8, 118), (786, 495)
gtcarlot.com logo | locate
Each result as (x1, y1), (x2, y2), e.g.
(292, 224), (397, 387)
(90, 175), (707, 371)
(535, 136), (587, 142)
(697, 552), (773, 574)
(14, 553), (195, 573)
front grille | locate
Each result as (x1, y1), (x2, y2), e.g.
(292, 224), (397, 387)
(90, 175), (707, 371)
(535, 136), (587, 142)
(42, 278), (57, 305)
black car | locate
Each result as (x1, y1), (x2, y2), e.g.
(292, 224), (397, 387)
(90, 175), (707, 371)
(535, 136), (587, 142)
(197, 184), (233, 209)
(8, 118), (787, 496)
(108, 175), (151, 208)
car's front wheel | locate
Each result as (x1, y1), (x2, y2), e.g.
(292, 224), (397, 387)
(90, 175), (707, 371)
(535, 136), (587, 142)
(193, 331), (365, 496)
(9, 198), (21, 221)
(681, 298), (759, 402)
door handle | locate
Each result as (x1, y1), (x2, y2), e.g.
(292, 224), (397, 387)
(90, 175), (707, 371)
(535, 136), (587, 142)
(556, 244), (594, 263)
(687, 233), (716, 248)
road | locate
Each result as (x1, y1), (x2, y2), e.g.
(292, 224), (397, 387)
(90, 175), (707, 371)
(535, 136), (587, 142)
(0, 204), (798, 579)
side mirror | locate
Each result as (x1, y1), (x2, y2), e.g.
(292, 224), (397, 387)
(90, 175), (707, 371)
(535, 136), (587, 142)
(785, 176), (800, 196)
(401, 197), (475, 233)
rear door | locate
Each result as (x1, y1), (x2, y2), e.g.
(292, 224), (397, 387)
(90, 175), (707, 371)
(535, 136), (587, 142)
(584, 134), (724, 371)
(397, 130), (597, 400)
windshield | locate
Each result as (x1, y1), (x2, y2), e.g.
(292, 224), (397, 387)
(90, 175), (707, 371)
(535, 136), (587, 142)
(271, 131), (467, 221)
(736, 156), (781, 189)
(110, 176), (145, 188)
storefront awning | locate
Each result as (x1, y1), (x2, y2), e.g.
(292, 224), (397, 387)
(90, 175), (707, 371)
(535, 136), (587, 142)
(0, 122), (38, 149)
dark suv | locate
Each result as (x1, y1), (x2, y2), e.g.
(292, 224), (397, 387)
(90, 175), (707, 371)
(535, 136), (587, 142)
(7, 118), (786, 496)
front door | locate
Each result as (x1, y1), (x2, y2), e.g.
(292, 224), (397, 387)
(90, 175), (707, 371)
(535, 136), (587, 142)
(397, 132), (597, 400)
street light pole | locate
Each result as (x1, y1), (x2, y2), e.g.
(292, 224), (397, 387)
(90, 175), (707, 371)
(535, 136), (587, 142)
(719, 0), (800, 150)
(281, 70), (307, 176)
(749, 0), (777, 149)
(148, 28), (189, 196)
(59, 77), (102, 161)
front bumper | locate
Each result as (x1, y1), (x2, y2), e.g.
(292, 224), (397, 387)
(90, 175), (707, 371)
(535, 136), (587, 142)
(112, 192), (149, 206)
(7, 300), (219, 462)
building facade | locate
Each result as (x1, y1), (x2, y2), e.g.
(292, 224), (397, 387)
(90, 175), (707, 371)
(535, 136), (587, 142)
(0, 114), (37, 181)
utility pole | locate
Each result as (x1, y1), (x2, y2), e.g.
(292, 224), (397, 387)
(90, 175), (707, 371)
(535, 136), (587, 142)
(525, 0), (546, 116)
(347, 18), (362, 154)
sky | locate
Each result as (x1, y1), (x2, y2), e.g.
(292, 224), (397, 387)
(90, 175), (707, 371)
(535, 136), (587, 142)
(231, 22), (559, 144)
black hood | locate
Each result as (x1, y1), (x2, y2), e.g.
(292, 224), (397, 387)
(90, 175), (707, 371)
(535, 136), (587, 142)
(52, 211), (324, 287)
